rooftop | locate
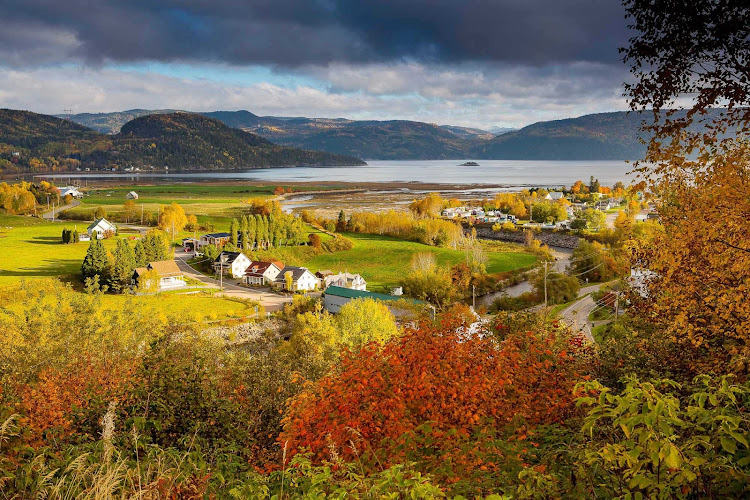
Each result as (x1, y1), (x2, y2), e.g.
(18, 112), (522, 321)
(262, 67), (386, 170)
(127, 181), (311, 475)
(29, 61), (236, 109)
(324, 286), (425, 304)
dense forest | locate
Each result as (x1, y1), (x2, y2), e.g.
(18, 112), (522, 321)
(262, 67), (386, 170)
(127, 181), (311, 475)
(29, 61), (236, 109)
(0, 109), (365, 173)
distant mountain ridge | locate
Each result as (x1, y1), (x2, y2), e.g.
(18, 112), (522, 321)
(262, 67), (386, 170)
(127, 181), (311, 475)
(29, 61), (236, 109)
(0, 109), (364, 173)
(61, 108), (672, 160)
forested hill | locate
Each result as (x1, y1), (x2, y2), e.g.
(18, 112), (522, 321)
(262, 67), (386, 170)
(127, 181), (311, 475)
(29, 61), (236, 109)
(63, 110), (490, 160)
(0, 110), (365, 173)
(58, 108), (728, 161)
(61, 108), (659, 160)
(473, 112), (650, 160)
(0, 109), (111, 172)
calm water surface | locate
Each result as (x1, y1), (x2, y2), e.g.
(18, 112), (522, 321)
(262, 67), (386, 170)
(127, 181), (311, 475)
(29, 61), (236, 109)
(37, 160), (634, 188)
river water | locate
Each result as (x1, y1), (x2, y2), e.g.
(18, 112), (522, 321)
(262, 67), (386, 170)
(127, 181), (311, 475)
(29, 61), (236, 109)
(36, 159), (634, 189)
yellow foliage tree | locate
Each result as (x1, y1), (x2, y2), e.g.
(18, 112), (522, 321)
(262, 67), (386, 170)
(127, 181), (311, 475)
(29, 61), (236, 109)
(335, 298), (400, 349)
(158, 202), (187, 238)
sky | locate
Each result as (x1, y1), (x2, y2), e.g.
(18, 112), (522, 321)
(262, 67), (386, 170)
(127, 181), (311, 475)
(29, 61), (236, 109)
(0, 0), (634, 129)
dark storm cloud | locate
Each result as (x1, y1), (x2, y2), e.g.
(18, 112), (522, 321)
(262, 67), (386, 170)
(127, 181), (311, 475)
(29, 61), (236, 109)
(0, 0), (629, 67)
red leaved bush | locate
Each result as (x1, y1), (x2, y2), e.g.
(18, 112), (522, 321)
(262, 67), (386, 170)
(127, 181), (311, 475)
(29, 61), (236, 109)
(17, 354), (137, 447)
(280, 308), (581, 464)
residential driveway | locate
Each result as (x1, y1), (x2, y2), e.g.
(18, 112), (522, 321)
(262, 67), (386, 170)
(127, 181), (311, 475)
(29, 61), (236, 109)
(173, 250), (293, 312)
(41, 200), (80, 220)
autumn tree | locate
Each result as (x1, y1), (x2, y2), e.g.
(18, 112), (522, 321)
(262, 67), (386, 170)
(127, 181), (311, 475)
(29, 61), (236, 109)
(401, 264), (455, 307)
(94, 206), (107, 219)
(623, 0), (750, 374)
(308, 232), (322, 250)
(409, 192), (445, 218)
(158, 202), (187, 238)
(281, 308), (581, 480)
(123, 200), (137, 223)
(335, 298), (400, 349)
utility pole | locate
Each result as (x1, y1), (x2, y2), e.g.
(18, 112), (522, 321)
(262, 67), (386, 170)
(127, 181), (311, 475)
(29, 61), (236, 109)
(219, 254), (228, 291)
(614, 292), (620, 319)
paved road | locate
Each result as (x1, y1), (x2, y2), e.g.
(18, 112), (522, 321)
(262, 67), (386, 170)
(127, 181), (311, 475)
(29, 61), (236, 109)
(41, 200), (80, 220)
(173, 250), (293, 312)
(558, 282), (617, 342)
(477, 247), (573, 307)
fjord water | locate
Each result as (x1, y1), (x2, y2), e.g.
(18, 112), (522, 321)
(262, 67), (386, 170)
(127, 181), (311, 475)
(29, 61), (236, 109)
(39, 160), (633, 187)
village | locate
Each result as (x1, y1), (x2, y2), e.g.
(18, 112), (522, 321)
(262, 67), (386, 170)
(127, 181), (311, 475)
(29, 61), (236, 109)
(0, 176), (655, 337)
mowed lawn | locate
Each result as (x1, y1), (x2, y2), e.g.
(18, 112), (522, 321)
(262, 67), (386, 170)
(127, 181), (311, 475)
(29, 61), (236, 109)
(303, 233), (537, 291)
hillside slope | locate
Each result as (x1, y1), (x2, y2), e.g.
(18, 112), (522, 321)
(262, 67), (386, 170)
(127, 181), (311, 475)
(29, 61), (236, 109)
(473, 112), (649, 160)
(0, 109), (110, 172)
(103, 113), (364, 169)
(0, 110), (364, 173)
(65, 110), (482, 159)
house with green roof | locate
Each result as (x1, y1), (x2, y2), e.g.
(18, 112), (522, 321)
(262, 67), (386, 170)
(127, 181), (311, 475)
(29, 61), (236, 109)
(323, 285), (425, 314)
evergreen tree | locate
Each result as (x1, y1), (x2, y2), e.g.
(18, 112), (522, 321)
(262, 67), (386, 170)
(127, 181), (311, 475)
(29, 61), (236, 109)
(81, 239), (110, 281)
(133, 239), (147, 267)
(337, 210), (347, 232)
(111, 238), (136, 292)
(62, 228), (70, 244)
(230, 218), (239, 247)
(72, 230), (79, 243)
(141, 232), (168, 262)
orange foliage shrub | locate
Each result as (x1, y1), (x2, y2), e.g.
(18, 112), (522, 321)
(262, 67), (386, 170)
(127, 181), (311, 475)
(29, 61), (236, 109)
(17, 355), (137, 447)
(281, 308), (580, 465)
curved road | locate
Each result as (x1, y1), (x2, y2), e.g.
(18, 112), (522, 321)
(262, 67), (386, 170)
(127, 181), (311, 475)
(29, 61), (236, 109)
(41, 200), (80, 220)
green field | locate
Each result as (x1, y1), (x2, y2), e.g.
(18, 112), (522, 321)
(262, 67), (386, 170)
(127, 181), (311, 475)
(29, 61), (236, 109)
(0, 214), (257, 321)
(257, 232), (537, 292)
(0, 215), (123, 284)
(81, 185), (277, 205)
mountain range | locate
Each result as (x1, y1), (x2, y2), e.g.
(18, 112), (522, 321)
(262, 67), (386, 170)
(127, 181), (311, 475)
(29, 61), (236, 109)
(60, 108), (656, 161)
(0, 109), (364, 173)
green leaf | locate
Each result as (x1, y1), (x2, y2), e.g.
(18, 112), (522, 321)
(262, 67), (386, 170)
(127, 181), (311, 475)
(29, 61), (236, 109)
(720, 436), (738, 454)
(664, 444), (681, 469)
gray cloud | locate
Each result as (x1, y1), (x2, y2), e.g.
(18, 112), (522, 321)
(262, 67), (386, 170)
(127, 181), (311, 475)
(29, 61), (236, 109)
(0, 64), (628, 128)
(0, 0), (629, 67)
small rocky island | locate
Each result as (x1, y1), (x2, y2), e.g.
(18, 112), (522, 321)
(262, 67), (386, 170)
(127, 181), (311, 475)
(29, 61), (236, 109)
(459, 161), (480, 166)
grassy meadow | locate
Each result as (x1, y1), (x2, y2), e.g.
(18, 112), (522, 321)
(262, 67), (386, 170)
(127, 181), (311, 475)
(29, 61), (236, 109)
(0, 214), (119, 284)
(253, 231), (537, 292)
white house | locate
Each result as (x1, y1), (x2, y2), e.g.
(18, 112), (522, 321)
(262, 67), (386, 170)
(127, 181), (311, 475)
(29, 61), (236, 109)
(321, 272), (367, 291)
(244, 261), (284, 285)
(126, 191), (139, 200)
(545, 191), (565, 201)
(87, 218), (116, 239)
(59, 186), (83, 199)
(213, 251), (252, 279)
(132, 260), (185, 291)
(274, 266), (318, 292)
